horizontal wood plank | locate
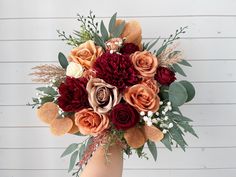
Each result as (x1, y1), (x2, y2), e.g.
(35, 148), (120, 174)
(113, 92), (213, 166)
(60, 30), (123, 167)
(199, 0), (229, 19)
(1, 0), (236, 18)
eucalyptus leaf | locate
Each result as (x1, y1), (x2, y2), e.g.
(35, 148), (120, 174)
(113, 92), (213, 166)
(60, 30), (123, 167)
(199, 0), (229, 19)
(100, 20), (109, 41)
(158, 86), (169, 100)
(169, 126), (187, 151)
(178, 59), (192, 67)
(109, 13), (117, 33)
(143, 42), (150, 50)
(169, 113), (193, 122)
(40, 96), (54, 104)
(58, 52), (68, 69)
(61, 143), (79, 158)
(179, 80), (195, 102)
(94, 33), (106, 49)
(172, 63), (187, 77)
(178, 121), (198, 138)
(161, 133), (172, 151)
(147, 37), (160, 51)
(171, 106), (182, 115)
(169, 82), (188, 107)
(112, 20), (125, 37)
(79, 144), (86, 160)
(156, 44), (167, 56)
(36, 87), (57, 96)
(147, 140), (157, 161)
(68, 151), (78, 172)
(136, 145), (144, 158)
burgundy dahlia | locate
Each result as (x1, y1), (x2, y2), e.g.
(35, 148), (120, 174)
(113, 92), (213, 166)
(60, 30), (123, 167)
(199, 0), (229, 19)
(154, 66), (176, 86)
(93, 52), (140, 91)
(120, 43), (139, 55)
(57, 77), (90, 112)
(110, 103), (140, 130)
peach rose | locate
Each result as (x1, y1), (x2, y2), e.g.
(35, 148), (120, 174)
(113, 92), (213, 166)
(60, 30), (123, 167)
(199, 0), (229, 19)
(75, 108), (109, 136)
(131, 51), (158, 78)
(69, 40), (103, 69)
(141, 79), (159, 94)
(124, 84), (160, 112)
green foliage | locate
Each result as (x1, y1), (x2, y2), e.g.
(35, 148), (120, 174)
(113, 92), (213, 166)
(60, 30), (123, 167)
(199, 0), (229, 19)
(58, 52), (68, 69)
(100, 20), (109, 41)
(36, 87), (58, 96)
(178, 59), (192, 67)
(161, 133), (172, 151)
(147, 140), (158, 161)
(61, 143), (79, 158)
(109, 13), (117, 34)
(112, 20), (125, 37)
(172, 63), (187, 77)
(68, 150), (79, 172)
(169, 82), (188, 107)
(179, 80), (195, 102)
(94, 33), (106, 50)
(146, 37), (160, 51)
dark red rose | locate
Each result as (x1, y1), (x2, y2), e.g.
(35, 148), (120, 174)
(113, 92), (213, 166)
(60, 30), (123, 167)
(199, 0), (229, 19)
(120, 43), (139, 55)
(57, 77), (90, 112)
(154, 66), (176, 86)
(93, 52), (140, 91)
(110, 103), (140, 130)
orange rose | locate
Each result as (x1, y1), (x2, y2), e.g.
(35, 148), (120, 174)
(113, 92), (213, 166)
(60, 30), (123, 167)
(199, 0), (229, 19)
(74, 108), (109, 136)
(141, 79), (159, 94)
(69, 40), (103, 69)
(124, 84), (160, 112)
(131, 51), (158, 78)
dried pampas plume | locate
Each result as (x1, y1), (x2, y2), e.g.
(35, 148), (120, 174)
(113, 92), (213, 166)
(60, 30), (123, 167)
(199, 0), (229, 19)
(30, 64), (66, 83)
(159, 43), (183, 66)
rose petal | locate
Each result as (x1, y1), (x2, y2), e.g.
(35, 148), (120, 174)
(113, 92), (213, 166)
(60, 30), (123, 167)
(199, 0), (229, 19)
(36, 102), (59, 124)
(143, 125), (164, 142)
(50, 117), (73, 136)
(124, 127), (146, 148)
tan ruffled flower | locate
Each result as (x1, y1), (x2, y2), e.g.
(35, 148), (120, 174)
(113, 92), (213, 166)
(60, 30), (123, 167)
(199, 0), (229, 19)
(116, 20), (142, 49)
(86, 78), (121, 114)
(69, 40), (103, 69)
(50, 117), (73, 136)
(141, 79), (159, 94)
(124, 84), (160, 112)
(36, 102), (59, 124)
(131, 51), (158, 78)
(75, 108), (110, 136)
(105, 38), (123, 52)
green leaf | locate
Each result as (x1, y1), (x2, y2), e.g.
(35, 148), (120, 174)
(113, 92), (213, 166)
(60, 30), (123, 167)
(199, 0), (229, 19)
(136, 145), (144, 158)
(178, 59), (192, 67)
(147, 140), (157, 161)
(109, 12), (117, 34)
(100, 20), (109, 41)
(169, 125), (187, 151)
(169, 82), (188, 107)
(79, 144), (86, 160)
(172, 63), (187, 77)
(147, 37), (160, 51)
(40, 96), (54, 104)
(158, 86), (169, 100)
(161, 133), (172, 151)
(61, 143), (79, 158)
(74, 132), (85, 136)
(58, 52), (68, 69)
(94, 33), (106, 49)
(171, 106), (182, 115)
(178, 121), (198, 138)
(156, 44), (167, 56)
(179, 80), (195, 102)
(36, 87), (57, 96)
(68, 150), (78, 172)
(143, 42), (150, 50)
(112, 20), (125, 37)
(169, 113), (193, 122)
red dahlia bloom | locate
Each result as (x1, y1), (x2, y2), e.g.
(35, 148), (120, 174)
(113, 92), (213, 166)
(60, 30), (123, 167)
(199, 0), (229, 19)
(93, 52), (140, 91)
(120, 43), (139, 55)
(57, 77), (90, 112)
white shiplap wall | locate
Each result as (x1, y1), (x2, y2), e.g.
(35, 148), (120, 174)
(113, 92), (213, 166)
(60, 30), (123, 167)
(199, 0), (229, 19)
(0, 0), (236, 177)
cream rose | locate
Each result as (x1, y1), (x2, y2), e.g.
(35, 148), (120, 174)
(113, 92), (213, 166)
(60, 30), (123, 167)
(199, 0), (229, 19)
(69, 40), (103, 69)
(74, 108), (110, 136)
(131, 51), (158, 78)
(86, 78), (121, 114)
(66, 62), (83, 78)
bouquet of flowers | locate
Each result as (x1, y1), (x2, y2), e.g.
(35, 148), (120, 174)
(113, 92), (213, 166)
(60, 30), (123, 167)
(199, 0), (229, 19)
(29, 11), (197, 176)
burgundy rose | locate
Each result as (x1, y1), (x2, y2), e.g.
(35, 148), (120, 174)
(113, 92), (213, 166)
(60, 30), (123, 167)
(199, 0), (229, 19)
(110, 103), (140, 130)
(120, 43), (139, 55)
(93, 52), (140, 91)
(154, 66), (176, 86)
(57, 77), (90, 112)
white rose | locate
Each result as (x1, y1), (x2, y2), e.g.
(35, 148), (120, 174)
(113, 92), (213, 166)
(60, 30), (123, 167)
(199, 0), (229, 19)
(66, 62), (83, 78)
